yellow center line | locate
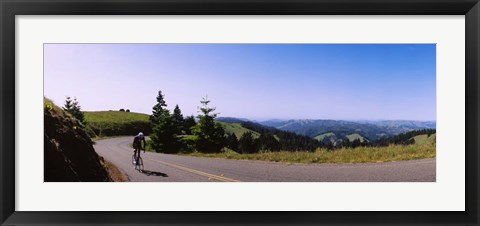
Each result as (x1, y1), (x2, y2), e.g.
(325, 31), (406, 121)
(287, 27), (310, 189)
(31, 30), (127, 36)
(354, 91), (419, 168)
(102, 142), (241, 182)
(103, 143), (240, 182)
(146, 158), (240, 182)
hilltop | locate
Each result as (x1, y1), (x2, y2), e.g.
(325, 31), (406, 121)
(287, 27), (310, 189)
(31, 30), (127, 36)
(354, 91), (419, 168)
(84, 111), (152, 137)
(218, 121), (260, 139)
(259, 119), (435, 142)
(216, 117), (436, 147)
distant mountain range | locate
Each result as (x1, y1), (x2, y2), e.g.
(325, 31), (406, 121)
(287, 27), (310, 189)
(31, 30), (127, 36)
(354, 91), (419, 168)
(216, 117), (436, 142)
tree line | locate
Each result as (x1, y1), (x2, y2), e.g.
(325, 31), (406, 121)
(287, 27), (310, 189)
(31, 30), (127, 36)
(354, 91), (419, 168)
(61, 94), (436, 154)
(148, 90), (330, 154)
(227, 121), (324, 153)
(148, 90), (437, 154)
(373, 129), (436, 146)
(149, 91), (225, 153)
(339, 128), (436, 148)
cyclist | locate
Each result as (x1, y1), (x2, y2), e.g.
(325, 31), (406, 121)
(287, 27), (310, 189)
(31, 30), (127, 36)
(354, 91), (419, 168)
(132, 132), (146, 164)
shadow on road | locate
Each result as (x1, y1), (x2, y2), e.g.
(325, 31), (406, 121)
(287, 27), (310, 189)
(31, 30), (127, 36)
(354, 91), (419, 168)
(140, 169), (168, 177)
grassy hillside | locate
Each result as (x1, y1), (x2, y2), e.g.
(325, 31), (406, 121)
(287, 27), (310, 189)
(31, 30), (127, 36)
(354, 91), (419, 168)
(412, 133), (436, 145)
(346, 133), (367, 142)
(314, 132), (335, 141)
(84, 111), (151, 137)
(218, 121), (260, 139)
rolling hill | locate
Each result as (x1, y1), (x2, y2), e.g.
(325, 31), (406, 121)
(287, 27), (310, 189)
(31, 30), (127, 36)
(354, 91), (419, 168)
(346, 133), (367, 142)
(412, 133), (436, 145)
(314, 132), (336, 141)
(84, 111), (152, 137)
(259, 119), (435, 141)
(216, 118), (322, 151)
(217, 121), (260, 139)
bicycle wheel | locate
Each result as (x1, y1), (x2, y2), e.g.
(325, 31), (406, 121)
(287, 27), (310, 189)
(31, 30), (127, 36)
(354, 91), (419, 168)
(137, 157), (144, 171)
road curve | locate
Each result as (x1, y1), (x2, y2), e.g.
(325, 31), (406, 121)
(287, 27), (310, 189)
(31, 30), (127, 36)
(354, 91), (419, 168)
(94, 137), (436, 182)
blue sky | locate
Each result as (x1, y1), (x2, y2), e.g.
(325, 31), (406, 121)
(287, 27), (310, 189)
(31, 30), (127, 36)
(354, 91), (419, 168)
(44, 44), (436, 121)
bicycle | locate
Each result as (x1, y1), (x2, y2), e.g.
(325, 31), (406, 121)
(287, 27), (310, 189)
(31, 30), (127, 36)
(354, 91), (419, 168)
(132, 152), (144, 172)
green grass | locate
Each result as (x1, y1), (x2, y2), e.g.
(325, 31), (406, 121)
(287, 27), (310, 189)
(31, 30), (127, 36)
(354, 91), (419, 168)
(218, 122), (260, 139)
(314, 132), (335, 141)
(182, 141), (436, 164)
(84, 111), (151, 137)
(412, 133), (436, 145)
(346, 133), (366, 142)
(85, 111), (149, 124)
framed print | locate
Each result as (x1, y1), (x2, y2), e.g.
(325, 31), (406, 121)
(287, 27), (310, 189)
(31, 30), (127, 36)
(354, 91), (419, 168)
(1, 0), (479, 225)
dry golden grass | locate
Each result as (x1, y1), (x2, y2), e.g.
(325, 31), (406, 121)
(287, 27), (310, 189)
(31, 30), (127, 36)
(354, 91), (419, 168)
(103, 160), (129, 182)
(183, 141), (435, 164)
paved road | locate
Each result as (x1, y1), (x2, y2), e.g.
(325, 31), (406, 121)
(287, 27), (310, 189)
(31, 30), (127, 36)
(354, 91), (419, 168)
(94, 137), (436, 182)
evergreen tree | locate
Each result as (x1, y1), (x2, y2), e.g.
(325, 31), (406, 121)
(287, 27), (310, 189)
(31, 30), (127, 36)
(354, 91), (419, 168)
(192, 97), (226, 153)
(258, 133), (281, 152)
(238, 131), (258, 154)
(150, 111), (181, 153)
(150, 90), (181, 153)
(63, 96), (73, 111)
(405, 138), (415, 145)
(326, 142), (334, 150)
(183, 115), (196, 135)
(227, 133), (239, 152)
(63, 96), (86, 125)
(171, 105), (184, 135)
(150, 90), (168, 123)
(352, 138), (361, 148)
(342, 138), (352, 148)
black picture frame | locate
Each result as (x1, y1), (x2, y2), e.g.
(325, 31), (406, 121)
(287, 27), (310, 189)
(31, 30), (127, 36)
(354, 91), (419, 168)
(1, 0), (479, 225)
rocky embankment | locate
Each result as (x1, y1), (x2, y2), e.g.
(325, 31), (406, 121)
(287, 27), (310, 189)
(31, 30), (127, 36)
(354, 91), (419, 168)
(44, 99), (111, 182)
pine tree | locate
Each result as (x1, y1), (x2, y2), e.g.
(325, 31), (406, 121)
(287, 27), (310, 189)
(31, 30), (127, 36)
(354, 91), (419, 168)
(150, 90), (181, 153)
(352, 138), (361, 148)
(183, 115), (196, 135)
(238, 131), (258, 154)
(63, 96), (86, 125)
(171, 104), (184, 135)
(258, 133), (280, 152)
(150, 90), (168, 123)
(150, 111), (181, 153)
(64, 96), (73, 112)
(342, 138), (352, 148)
(227, 133), (239, 152)
(192, 96), (226, 153)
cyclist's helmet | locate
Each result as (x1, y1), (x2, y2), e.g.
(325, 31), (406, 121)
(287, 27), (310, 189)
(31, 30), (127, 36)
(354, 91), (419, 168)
(138, 132), (144, 138)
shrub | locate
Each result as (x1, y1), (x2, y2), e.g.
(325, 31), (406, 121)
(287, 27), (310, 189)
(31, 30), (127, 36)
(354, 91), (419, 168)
(84, 125), (97, 138)
(180, 135), (198, 153)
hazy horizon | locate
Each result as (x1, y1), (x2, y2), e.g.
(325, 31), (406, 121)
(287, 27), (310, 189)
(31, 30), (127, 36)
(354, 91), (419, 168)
(44, 44), (436, 121)
(215, 116), (436, 122)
